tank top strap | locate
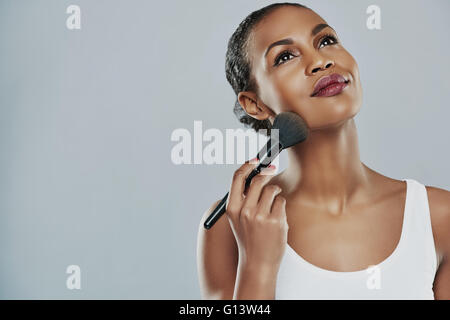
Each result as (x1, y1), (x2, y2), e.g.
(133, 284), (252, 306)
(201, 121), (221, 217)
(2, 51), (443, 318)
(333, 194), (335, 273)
(402, 178), (438, 274)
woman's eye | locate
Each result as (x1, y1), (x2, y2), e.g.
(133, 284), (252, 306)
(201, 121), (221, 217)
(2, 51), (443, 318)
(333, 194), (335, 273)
(273, 35), (337, 67)
(319, 35), (338, 49)
(274, 51), (295, 66)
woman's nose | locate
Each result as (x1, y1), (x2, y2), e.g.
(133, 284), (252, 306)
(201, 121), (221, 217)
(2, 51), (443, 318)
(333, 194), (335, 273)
(308, 61), (334, 74)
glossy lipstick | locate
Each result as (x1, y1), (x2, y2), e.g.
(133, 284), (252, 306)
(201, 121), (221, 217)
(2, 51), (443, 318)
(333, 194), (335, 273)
(311, 73), (349, 97)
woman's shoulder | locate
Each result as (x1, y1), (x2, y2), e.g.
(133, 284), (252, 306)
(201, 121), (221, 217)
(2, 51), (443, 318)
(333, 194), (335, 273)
(423, 183), (450, 225)
(197, 199), (238, 261)
(425, 183), (450, 208)
(197, 199), (238, 299)
(425, 184), (450, 258)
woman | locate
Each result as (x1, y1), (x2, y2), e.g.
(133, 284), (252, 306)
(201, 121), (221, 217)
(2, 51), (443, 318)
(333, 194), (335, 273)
(197, 2), (450, 299)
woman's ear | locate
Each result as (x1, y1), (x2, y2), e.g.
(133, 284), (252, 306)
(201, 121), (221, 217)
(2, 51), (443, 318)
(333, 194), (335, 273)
(237, 91), (274, 121)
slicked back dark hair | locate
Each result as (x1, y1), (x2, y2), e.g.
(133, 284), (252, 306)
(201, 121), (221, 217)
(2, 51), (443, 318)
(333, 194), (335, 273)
(225, 2), (309, 136)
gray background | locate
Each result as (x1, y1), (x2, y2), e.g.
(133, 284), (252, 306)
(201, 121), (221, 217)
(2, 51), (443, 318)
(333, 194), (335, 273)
(0, 0), (449, 299)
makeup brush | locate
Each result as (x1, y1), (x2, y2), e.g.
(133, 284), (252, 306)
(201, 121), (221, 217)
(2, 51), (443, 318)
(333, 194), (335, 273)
(203, 111), (309, 230)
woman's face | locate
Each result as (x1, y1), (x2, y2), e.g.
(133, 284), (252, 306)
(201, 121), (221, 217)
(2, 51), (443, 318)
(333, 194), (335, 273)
(242, 6), (363, 130)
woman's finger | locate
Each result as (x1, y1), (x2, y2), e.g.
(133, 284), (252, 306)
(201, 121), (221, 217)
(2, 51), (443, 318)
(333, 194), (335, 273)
(241, 173), (274, 217)
(225, 159), (259, 218)
(257, 184), (282, 217)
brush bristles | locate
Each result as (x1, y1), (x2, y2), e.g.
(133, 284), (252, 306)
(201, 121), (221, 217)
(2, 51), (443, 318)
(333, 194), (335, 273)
(272, 112), (309, 149)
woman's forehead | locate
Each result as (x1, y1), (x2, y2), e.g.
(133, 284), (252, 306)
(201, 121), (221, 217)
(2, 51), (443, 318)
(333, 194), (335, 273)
(250, 7), (327, 55)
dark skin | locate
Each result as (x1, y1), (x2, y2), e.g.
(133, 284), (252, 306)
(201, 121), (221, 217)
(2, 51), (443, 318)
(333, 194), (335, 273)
(197, 6), (450, 299)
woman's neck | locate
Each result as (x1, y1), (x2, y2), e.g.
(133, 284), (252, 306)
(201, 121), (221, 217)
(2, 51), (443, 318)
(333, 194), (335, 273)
(279, 118), (372, 215)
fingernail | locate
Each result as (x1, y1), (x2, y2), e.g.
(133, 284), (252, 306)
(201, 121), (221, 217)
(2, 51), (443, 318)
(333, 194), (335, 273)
(248, 157), (259, 164)
(268, 164), (276, 169)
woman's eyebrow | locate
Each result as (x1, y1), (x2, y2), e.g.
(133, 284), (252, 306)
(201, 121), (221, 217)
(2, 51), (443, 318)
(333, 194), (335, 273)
(264, 23), (335, 58)
(311, 23), (334, 37)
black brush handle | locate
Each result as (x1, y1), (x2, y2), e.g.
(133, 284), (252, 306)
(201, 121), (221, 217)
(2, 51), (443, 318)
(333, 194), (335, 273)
(203, 166), (262, 230)
(203, 142), (282, 230)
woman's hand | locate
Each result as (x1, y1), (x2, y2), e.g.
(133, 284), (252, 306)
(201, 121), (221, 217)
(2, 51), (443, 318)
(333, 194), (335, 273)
(225, 159), (288, 271)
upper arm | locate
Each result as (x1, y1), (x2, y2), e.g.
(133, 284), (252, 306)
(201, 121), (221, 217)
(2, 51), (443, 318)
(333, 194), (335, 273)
(196, 200), (239, 300)
(426, 185), (450, 299)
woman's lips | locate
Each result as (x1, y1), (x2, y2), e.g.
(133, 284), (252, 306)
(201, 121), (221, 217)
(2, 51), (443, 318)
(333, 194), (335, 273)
(311, 73), (349, 97)
(312, 81), (349, 97)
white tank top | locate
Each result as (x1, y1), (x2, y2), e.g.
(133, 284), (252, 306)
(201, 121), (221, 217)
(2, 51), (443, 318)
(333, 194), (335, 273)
(275, 178), (438, 299)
